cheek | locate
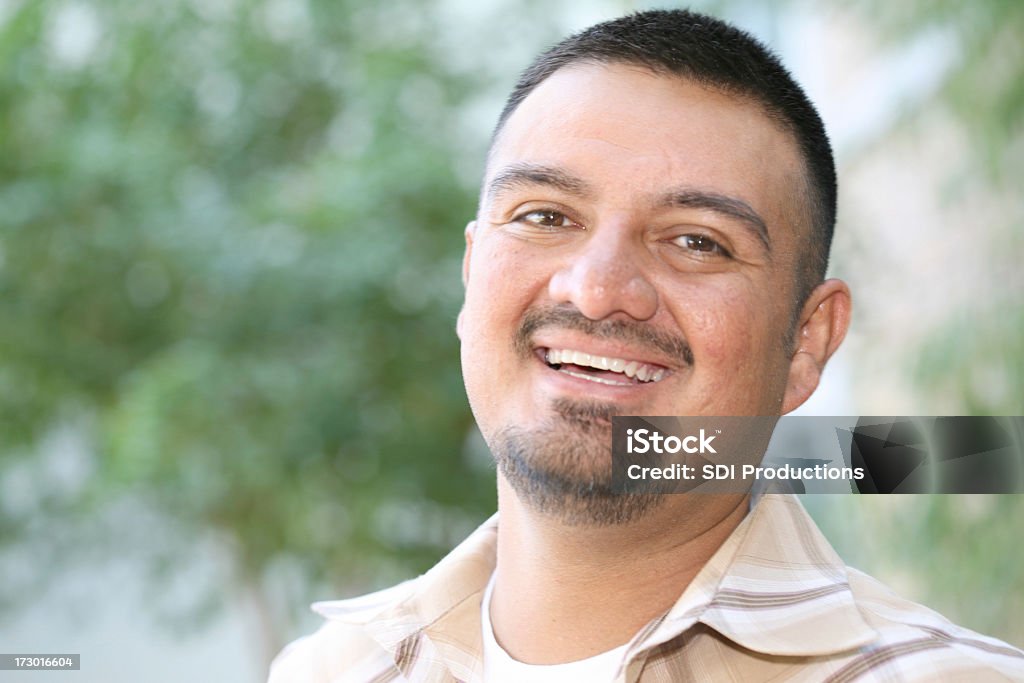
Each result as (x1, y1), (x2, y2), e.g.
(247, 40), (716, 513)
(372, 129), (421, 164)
(459, 237), (548, 421)
(675, 279), (790, 388)
(462, 237), (539, 334)
(685, 286), (758, 363)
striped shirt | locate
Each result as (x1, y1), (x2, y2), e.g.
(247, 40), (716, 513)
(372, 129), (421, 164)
(269, 494), (1024, 682)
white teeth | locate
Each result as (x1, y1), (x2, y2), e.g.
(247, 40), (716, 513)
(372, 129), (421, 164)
(543, 348), (669, 383)
(559, 369), (632, 386)
(571, 350), (590, 365)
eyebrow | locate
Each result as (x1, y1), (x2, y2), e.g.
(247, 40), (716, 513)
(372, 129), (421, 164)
(486, 163), (593, 203)
(663, 189), (771, 250)
(486, 163), (771, 250)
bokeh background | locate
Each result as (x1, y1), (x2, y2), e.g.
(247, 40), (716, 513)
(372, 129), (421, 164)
(1, 0), (1021, 680)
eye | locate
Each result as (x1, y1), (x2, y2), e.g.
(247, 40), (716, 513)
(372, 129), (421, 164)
(515, 209), (578, 229)
(675, 233), (731, 257)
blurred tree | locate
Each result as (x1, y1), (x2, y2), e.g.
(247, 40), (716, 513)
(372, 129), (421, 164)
(806, 0), (1024, 647)
(835, 0), (1024, 411)
(0, 0), (565, 665)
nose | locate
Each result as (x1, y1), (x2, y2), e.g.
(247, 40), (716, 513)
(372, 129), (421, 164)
(548, 223), (658, 321)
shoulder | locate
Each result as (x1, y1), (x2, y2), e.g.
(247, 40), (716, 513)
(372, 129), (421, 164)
(266, 516), (498, 682)
(268, 620), (393, 683)
(837, 566), (1024, 681)
(267, 581), (419, 683)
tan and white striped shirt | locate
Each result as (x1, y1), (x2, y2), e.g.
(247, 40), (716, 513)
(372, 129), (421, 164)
(269, 495), (1024, 682)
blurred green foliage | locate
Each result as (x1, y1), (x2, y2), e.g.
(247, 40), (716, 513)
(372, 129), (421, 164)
(0, 0), (570, 657)
(807, 0), (1024, 648)
(845, 0), (1024, 412)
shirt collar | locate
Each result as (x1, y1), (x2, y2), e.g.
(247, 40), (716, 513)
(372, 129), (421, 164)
(629, 494), (878, 658)
(312, 514), (498, 675)
(312, 495), (878, 670)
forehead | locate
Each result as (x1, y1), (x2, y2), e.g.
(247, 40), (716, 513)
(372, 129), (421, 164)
(488, 62), (806, 228)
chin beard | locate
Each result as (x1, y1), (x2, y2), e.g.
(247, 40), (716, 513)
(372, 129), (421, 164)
(490, 398), (663, 526)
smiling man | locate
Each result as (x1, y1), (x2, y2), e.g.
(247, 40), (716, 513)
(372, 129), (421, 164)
(270, 9), (1024, 682)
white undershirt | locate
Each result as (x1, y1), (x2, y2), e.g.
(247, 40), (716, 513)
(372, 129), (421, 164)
(481, 572), (628, 683)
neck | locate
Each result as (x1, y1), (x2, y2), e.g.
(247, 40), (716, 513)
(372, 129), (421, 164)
(489, 477), (748, 664)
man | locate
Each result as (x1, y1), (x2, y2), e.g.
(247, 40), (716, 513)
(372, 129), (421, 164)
(271, 9), (1024, 682)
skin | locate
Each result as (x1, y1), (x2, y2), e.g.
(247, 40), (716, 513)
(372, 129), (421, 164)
(456, 62), (851, 664)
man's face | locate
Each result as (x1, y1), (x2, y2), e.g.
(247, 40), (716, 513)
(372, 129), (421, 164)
(459, 63), (814, 520)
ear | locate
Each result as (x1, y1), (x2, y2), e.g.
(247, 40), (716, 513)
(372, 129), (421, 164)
(456, 221), (477, 340)
(781, 279), (852, 414)
(461, 220), (476, 286)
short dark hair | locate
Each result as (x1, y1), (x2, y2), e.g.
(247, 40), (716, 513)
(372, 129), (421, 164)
(492, 9), (835, 313)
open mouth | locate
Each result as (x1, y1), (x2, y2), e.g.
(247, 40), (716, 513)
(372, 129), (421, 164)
(539, 347), (670, 386)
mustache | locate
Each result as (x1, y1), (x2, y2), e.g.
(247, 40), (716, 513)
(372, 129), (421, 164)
(513, 304), (694, 367)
